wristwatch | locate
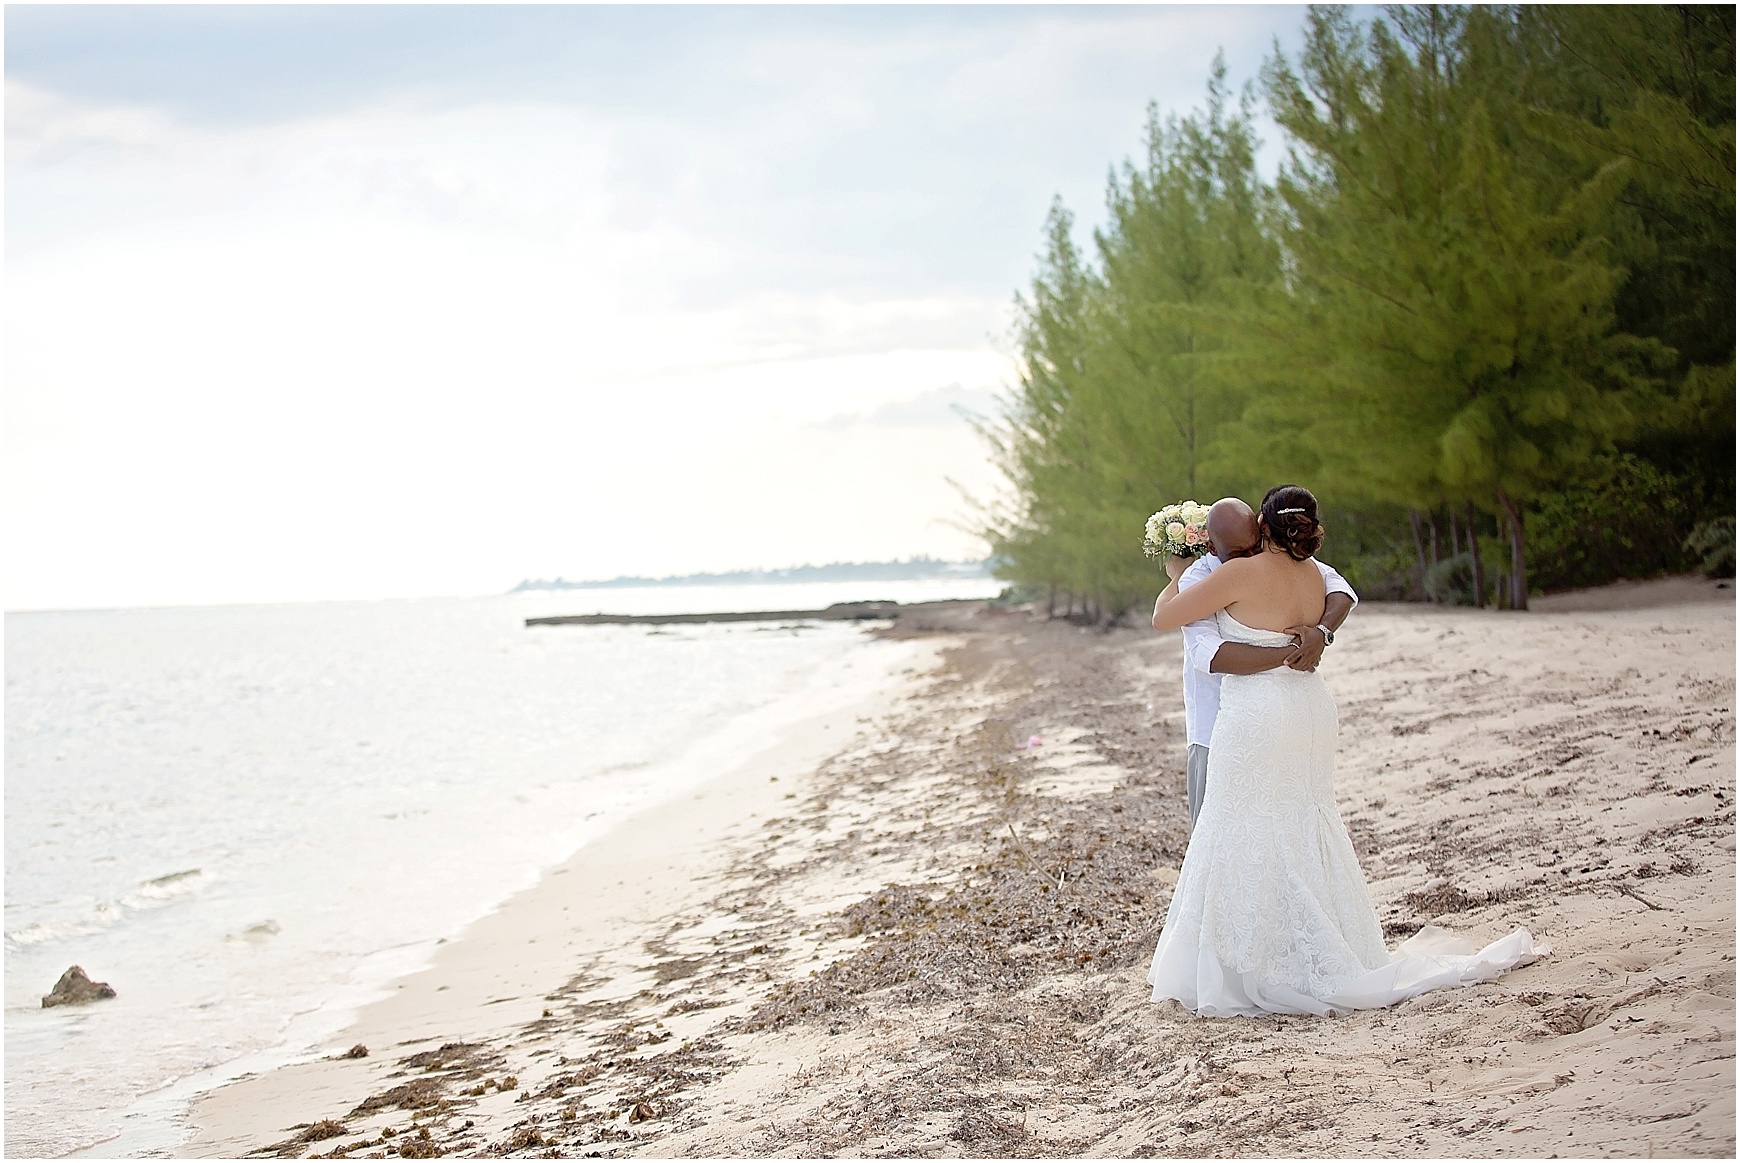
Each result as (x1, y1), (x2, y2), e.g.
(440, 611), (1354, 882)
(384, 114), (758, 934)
(1315, 624), (1335, 646)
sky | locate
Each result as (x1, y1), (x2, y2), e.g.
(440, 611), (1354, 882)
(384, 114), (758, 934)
(5, 4), (1314, 610)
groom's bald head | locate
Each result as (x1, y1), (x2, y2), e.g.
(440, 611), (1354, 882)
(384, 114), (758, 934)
(1207, 498), (1261, 560)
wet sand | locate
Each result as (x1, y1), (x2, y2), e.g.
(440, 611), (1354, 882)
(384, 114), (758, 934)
(186, 577), (1734, 1158)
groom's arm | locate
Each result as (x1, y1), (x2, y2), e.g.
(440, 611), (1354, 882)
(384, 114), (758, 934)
(1216, 590), (1355, 674)
(1209, 641), (1297, 675)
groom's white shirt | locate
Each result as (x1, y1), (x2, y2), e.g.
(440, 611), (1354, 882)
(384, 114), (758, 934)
(1177, 555), (1358, 747)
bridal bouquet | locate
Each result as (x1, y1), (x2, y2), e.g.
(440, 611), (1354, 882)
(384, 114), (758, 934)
(1143, 501), (1212, 559)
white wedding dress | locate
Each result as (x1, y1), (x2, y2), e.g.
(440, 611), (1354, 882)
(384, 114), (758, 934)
(1147, 611), (1547, 1017)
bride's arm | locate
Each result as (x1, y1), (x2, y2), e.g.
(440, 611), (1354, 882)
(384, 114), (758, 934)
(1151, 577), (1179, 622)
(1151, 557), (1246, 632)
(1149, 554), (1190, 627)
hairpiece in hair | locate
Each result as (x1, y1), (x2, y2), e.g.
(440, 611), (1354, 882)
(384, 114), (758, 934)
(1277, 507), (1306, 514)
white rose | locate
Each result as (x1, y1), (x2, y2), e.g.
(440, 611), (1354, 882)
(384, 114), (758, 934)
(1167, 522), (1186, 540)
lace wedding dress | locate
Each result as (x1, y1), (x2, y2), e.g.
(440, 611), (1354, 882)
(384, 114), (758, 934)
(1147, 611), (1547, 1017)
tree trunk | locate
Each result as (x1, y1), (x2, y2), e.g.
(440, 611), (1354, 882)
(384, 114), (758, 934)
(1047, 583), (1057, 619)
(1409, 511), (1428, 597)
(1428, 511), (1439, 567)
(1185, 330), (1197, 496)
(1449, 509), (1461, 558)
(1465, 500), (1485, 608)
(1495, 489), (1529, 610)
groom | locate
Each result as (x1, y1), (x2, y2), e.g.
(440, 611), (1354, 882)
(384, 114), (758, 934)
(1164, 496), (1358, 828)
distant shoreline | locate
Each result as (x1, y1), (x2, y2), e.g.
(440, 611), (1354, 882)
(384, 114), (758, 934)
(511, 557), (992, 592)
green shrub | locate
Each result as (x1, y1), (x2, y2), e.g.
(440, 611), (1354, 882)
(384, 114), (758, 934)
(1526, 454), (1698, 593)
(988, 582), (1048, 609)
(1338, 544), (1421, 602)
(1423, 553), (1479, 605)
(1684, 517), (1736, 578)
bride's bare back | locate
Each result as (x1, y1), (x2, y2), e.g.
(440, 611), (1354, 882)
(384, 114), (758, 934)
(1151, 544), (1326, 634)
(1222, 546), (1327, 632)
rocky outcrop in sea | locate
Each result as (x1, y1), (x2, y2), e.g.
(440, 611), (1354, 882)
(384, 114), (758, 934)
(42, 966), (116, 1008)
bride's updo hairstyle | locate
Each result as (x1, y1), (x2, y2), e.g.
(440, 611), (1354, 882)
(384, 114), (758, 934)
(1260, 484), (1325, 562)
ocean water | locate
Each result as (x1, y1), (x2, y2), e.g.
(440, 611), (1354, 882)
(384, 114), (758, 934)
(4, 580), (997, 1157)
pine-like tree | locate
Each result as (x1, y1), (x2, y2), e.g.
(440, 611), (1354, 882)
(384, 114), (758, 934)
(1521, 5), (1735, 525)
(978, 70), (1275, 618)
(1254, 6), (1662, 607)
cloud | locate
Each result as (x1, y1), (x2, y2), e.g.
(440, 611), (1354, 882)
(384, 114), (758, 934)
(4, 7), (1310, 607)
(5, 78), (182, 157)
(3, 83), (1020, 608)
(815, 384), (1003, 431)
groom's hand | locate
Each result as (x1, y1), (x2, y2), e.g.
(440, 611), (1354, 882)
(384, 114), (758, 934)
(1285, 625), (1328, 671)
(1287, 593), (1354, 671)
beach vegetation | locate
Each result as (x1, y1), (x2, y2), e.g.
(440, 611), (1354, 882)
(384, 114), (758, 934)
(298, 1119), (348, 1142)
(1423, 553), (1480, 607)
(978, 4), (1734, 616)
(1685, 515), (1737, 578)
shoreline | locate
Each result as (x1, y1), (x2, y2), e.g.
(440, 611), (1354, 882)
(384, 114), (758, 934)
(151, 631), (945, 1159)
(183, 580), (1733, 1158)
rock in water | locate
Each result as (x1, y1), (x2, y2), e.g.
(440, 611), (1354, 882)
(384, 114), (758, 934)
(42, 966), (116, 1008)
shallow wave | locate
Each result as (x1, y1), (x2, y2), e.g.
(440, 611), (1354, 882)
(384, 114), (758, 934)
(5, 868), (216, 951)
(122, 868), (213, 908)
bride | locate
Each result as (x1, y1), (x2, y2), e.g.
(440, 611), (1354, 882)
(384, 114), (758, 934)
(1145, 485), (1545, 1017)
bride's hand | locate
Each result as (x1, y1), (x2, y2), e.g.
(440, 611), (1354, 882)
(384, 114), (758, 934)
(1163, 554), (1192, 582)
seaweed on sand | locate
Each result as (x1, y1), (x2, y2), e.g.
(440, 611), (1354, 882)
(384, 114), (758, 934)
(737, 636), (1188, 1034)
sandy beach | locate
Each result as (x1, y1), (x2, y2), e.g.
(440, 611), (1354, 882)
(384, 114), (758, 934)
(183, 576), (1735, 1159)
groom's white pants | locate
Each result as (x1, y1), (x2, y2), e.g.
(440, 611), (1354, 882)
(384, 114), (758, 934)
(1186, 743), (1210, 828)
